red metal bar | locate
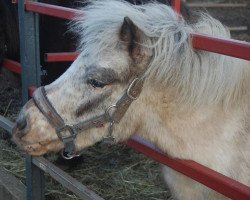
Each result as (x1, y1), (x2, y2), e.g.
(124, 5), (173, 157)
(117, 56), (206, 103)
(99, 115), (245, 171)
(171, 0), (181, 13)
(24, 2), (250, 61)
(192, 33), (250, 60)
(25, 1), (83, 20)
(2, 59), (21, 74)
(127, 135), (250, 200)
(44, 52), (79, 62)
(44, 35), (250, 62)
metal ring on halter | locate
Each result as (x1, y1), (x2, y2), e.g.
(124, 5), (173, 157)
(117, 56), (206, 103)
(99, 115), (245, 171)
(105, 104), (117, 120)
(60, 149), (81, 160)
(127, 78), (139, 100)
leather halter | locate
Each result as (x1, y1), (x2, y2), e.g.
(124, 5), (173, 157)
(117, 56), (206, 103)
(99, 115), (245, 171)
(32, 77), (144, 159)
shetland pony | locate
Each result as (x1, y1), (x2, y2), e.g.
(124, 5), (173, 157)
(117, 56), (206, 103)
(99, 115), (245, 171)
(13, 1), (250, 199)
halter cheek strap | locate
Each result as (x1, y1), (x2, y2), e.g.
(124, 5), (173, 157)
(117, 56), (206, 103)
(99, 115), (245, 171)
(32, 77), (144, 159)
(32, 87), (78, 157)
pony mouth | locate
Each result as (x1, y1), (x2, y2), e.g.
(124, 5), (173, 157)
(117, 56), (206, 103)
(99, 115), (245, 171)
(13, 140), (42, 156)
(21, 142), (46, 156)
(12, 134), (45, 156)
(12, 126), (61, 156)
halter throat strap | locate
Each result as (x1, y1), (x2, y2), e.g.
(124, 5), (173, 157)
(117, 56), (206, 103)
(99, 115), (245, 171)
(32, 77), (144, 159)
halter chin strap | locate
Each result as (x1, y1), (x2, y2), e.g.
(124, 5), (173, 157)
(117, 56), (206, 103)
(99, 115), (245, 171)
(32, 77), (144, 159)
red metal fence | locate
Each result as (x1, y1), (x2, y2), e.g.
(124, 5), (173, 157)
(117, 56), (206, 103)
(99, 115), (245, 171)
(2, 0), (250, 199)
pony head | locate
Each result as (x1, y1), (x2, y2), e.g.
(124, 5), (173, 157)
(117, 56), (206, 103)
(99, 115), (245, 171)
(13, 0), (242, 157)
(13, 0), (162, 156)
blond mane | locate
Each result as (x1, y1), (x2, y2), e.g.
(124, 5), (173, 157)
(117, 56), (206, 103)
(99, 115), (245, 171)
(71, 0), (246, 109)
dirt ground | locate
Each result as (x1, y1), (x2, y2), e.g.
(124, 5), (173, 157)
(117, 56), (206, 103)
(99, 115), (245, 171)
(0, 1), (249, 199)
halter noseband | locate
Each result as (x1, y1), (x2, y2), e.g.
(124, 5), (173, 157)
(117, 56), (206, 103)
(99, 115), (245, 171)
(32, 77), (144, 159)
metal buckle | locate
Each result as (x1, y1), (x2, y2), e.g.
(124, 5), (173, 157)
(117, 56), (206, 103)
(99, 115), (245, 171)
(56, 125), (77, 141)
(127, 78), (139, 100)
(105, 105), (117, 119)
(56, 125), (80, 159)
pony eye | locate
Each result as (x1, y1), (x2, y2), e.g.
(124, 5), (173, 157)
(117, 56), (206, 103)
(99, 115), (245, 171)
(88, 79), (106, 88)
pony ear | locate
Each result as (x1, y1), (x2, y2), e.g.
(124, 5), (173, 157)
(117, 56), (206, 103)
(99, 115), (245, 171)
(120, 17), (144, 61)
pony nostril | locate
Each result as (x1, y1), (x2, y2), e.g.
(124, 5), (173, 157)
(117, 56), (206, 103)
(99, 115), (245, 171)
(16, 115), (27, 131)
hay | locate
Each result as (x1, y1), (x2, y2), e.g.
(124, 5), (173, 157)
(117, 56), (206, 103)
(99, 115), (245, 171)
(0, 127), (171, 200)
(61, 143), (172, 200)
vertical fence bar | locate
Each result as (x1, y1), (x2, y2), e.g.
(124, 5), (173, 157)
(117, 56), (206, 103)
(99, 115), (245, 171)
(18, 0), (41, 103)
(25, 156), (45, 200)
(18, 0), (44, 199)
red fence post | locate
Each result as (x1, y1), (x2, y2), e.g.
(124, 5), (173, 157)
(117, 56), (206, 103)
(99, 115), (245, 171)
(171, 0), (181, 13)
